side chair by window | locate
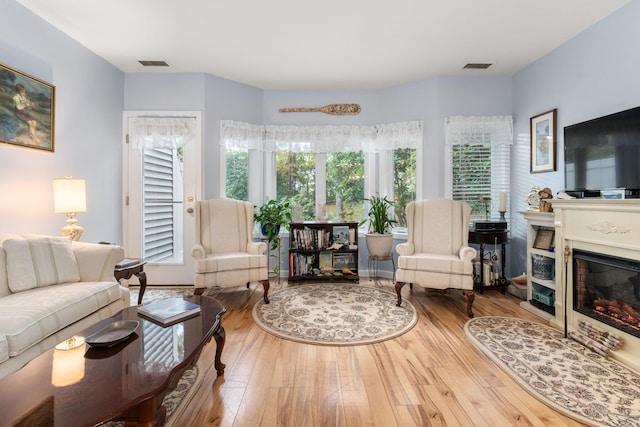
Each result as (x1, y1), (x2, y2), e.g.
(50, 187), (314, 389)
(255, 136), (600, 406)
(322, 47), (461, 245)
(395, 198), (476, 317)
(191, 198), (270, 303)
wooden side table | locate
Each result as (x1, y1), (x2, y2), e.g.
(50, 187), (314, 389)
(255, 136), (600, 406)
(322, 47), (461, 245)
(114, 258), (147, 305)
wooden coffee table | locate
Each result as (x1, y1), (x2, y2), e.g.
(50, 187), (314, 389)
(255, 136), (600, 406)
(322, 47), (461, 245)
(0, 295), (226, 427)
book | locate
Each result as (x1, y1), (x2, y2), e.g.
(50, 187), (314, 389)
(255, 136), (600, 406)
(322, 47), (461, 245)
(138, 297), (201, 326)
(319, 251), (333, 272)
(332, 226), (350, 246)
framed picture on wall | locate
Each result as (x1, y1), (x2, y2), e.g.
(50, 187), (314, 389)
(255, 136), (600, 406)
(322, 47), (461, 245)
(0, 61), (55, 152)
(530, 109), (557, 173)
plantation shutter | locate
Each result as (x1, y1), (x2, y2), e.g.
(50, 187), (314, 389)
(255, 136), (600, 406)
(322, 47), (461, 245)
(445, 116), (513, 221)
(143, 148), (175, 261)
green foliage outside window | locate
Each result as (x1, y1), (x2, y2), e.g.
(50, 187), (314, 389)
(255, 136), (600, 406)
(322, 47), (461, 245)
(393, 148), (416, 227)
(326, 152), (364, 222)
(276, 152), (316, 219)
(226, 149), (249, 201)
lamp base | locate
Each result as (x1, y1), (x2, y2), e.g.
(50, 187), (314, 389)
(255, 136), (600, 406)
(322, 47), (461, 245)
(499, 211), (506, 222)
(61, 216), (83, 241)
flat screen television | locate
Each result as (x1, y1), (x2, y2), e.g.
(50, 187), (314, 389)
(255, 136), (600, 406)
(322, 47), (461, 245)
(564, 105), (640, 198)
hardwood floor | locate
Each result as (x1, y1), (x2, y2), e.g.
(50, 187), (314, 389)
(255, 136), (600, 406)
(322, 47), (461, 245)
(171, 279), (587, 427)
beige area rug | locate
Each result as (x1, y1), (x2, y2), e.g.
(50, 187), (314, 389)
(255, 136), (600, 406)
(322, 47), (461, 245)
(464, 316), (640, 427)
(103, 348), (205, 427)
(252, 283), (418, 345)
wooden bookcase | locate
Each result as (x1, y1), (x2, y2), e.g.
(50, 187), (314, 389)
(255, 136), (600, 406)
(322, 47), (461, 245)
(288, 222), (359, 282)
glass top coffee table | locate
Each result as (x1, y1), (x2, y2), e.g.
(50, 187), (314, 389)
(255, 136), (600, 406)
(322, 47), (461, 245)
(0, 295), (226, 427)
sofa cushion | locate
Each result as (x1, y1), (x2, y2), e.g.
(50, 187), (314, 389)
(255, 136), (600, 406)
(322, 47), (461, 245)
(0, 335), (7, 364)
(0, 281), (122, 357)
(3, 237), (80, 292)
(194, 252), (267, 273)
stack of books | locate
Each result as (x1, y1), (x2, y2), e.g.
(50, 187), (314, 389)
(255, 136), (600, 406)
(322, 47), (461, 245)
(138, 297), (201, 326)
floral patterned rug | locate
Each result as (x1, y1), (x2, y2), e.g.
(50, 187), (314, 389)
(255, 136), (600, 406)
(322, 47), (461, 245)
(252, 283), (417, 345)
(464, 316), (640, 427)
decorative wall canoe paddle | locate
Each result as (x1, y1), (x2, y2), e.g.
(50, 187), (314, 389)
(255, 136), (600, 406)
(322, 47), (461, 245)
(279, 104), (361, 115)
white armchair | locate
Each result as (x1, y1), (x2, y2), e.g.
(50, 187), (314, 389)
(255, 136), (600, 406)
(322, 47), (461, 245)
(191, 198), (270, 303)
(395, 199), (477, 317)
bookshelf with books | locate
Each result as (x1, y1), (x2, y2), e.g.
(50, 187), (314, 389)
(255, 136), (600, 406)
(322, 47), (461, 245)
(289, 222), (359, 282)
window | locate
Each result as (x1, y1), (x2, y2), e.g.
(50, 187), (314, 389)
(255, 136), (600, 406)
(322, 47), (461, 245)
(445, 116), (513, 221)
(225, 146), (248, 201)
(221, 121), (422, 226)
(276, 151), (316, 219)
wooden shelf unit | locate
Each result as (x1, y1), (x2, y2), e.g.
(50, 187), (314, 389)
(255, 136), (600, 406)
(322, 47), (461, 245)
(288, 222), (359, 282)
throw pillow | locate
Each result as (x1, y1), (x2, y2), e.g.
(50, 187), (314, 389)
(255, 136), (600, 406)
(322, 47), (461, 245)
(4, 236), (80, 292)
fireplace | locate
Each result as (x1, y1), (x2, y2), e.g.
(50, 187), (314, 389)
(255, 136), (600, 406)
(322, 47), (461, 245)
(550, 199), (640, 372)
(573, 249), (640, 339)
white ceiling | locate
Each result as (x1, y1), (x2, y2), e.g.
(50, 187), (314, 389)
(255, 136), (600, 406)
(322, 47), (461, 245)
(17, 0), (630, 90)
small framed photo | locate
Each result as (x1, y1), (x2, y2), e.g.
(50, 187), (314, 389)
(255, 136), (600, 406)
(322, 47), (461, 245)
(530, 109), (557, 173)
(0, 61), (55, 152)
(533, 229), (555, 250)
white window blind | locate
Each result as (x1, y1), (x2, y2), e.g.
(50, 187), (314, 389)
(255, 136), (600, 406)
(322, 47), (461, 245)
(445, 116), (513, 221)
(143, 148), (176, 261)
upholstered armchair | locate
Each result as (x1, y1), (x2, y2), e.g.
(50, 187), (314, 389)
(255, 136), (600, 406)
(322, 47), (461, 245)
(395, 199), (477, 317)
(191, 198), (270, 303)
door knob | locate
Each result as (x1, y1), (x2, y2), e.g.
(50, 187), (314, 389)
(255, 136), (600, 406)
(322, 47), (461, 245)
(186, 208), (194, 214)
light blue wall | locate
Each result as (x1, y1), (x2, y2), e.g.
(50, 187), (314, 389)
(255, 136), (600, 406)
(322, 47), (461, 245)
(509, 0), (640, 276)
(0, 0), (124, 243)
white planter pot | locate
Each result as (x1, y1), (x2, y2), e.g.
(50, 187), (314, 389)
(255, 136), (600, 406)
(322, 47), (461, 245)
(365, 233), (394, 257)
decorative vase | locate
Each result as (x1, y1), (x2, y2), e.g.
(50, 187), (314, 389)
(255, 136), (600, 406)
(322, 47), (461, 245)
(365, 233), (394, 257)
(317, 203), (329, 222)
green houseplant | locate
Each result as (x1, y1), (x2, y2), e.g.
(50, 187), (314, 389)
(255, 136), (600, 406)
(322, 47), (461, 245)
(254, 198), (292, 251)
(363, 194), (396, 257)
(364, 194), (395, 234)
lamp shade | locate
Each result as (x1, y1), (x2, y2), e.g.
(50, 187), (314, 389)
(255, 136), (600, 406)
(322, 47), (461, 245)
(53, 177), (86, 214)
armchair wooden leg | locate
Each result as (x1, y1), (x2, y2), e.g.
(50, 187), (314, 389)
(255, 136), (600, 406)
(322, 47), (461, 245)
(464, 290), (475, 318)
(395, 281), (406, 306)
(261, 279), (270, 304)
(194, 287), (205, 296)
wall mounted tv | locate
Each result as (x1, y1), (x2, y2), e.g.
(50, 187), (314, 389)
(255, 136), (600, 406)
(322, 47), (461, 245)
(564, 105), (640, 198)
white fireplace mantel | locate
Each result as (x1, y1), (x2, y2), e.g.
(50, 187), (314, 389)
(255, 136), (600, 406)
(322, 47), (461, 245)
(551, 199), (640, 372)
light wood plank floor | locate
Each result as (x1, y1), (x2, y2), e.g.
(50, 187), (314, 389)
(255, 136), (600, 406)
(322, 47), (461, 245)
(169, 279), (587, 427)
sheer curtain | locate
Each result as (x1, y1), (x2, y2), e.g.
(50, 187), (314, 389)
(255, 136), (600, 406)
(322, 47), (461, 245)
(129, 116), (197, 149)
(220, 120), (264, 150)
(221, 120), (422, 152)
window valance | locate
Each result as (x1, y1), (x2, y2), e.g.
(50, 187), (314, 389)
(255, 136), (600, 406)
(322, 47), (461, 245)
(221, 120), (422, 153)
(444, 116), (513, 147)
(130, 117), (197, 149)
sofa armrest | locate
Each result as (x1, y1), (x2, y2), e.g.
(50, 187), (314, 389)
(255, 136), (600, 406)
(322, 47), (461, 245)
(396, 242), (414, 256)
(459, 246), (477, 262)
(72, 241), (125, 282)
(247, 241), (267, 255)
(191, 244), (206, 260)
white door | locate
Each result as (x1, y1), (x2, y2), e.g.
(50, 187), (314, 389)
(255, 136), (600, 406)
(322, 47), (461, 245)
(123, 112), (202, 285)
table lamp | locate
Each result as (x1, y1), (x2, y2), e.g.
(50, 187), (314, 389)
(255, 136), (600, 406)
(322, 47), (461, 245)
(53, 177), (86, 241)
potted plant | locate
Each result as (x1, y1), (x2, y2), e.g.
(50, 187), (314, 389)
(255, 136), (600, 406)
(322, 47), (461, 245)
(254, 198), (292, 251)
(363, 194), (396, 257)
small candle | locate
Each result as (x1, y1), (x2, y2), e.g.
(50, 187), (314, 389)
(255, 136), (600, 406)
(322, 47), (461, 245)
(499, 192), (507, 212)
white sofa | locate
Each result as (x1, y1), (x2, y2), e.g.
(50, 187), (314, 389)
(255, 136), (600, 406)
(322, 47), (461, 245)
(0, 234), (130, 378)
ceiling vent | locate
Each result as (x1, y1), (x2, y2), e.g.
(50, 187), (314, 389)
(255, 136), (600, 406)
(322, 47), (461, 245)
(463, 63), (492, 70)
(138, 60), (169, 67)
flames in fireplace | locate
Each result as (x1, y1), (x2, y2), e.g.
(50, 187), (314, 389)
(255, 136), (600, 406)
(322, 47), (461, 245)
(573, 249), (640, 339)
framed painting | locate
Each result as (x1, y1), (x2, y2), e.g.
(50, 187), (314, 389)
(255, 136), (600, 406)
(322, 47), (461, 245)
(530, 109), (557, 173)
(0, 61), (55, 152)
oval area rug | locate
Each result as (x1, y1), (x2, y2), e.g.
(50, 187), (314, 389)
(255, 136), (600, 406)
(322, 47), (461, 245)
(465, 316), (640, 427)
(252, 283), (417, 345)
